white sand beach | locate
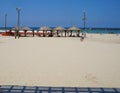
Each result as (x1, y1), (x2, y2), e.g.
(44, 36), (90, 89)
(0, 34), (120, 87)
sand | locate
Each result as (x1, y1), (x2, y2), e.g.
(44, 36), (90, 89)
(0, 34), (120, 87)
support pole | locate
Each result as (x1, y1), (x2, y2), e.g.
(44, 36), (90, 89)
(16, 8), (21, 39)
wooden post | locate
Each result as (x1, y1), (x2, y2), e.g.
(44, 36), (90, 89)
(71, 30), (72, 36)
(5, 14), (7, 32)
(33, 30), (34, 37)
(57, 30), (58, 37)
(51, 30), (52, 37)
(78, 30), (80, 37)
(65, 30), (66, 37)
(43, 30), (45, 37)
(16, 8), (21, 39)
(24, 30), (27, 37)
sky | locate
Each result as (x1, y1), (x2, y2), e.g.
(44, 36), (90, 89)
(0, 0), (120, 28)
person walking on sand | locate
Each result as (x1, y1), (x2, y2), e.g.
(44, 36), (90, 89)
(14, 31), (17, 39)
(18, 32), (20, 39)
(14, 31), (20, 39)
(80, 32), (85, 41)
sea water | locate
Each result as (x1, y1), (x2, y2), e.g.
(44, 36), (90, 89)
(82, 29), (120, 34)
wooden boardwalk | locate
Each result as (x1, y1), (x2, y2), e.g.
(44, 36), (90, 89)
(0, 85), (120, 93)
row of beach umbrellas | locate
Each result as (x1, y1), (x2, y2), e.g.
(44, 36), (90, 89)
(12, 26), (81, 31)
(11, 26), (81, 37)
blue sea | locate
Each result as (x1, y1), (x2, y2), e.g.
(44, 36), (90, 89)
(0, 27), (120, 34)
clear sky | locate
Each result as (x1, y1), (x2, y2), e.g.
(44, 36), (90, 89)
(0, 0), (120, 28)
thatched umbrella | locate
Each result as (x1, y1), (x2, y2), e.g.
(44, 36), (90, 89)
(37, 27), (42, 36)
(22, 26), (32, 37)
(12, 26), (19, 31)
(68, 26), (81, 37)
(38, 26), (52, 37)
(53, 26), (66, 37)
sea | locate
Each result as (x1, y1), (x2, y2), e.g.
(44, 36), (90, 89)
(0, 27), (120, 34)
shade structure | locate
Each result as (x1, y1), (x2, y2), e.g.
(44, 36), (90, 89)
(68, 26), (81, 31)
(53, 26), (66, 31)
(68, 26), (81, 37)
(12, 26), (21, 31)
(39, 26), (52, 31)
(53, 26), (66, 37)
(22, 26), (32, 31)
(22, 26), (33, 37)
(37, 27), (42, 36)
(37, 27), (41, 31)
(37, 26), (52, 37)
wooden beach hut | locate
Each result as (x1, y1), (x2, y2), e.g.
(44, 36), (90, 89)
(22, 26), (33, 37)
(68, 26), (81, 37)
(53, 26), (66, 37)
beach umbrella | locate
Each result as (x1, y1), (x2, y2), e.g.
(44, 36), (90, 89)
(12, 26), (21, 31)
(37, 27), (41, 31)
(41, 26), (52, 31)
(38, 26), (52, 37)
(68, 26), (80, 31)
(22, 26), (33, 37)
(22, 26), (32, 31)
(68, 26), (81, 37)
(37, 27), (42, 36)
(53, 26), (66, 37)
(53, 26), (66, 31)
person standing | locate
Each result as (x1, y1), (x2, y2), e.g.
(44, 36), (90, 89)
(80, 32), (85, 41)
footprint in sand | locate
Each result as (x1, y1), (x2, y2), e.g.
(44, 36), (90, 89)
(84, 73), (99, 84)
